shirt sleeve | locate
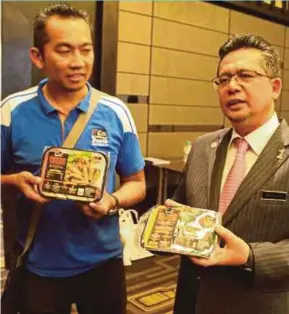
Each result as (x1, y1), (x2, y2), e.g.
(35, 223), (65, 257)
(104, 97), (145, 177)
(116, 131), (145, 177)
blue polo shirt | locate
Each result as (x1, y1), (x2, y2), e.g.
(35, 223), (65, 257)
(1, 80), (145, 277)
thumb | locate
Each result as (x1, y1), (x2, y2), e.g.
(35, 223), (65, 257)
(25, 172), (42, 185)
(164, 199), (182, 207)
(34, 176), (42, 184)
(214, 225), (235, 243)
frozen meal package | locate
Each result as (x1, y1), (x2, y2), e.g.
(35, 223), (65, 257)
(38, 147), (108, 202)
(141, 205), (222, 258)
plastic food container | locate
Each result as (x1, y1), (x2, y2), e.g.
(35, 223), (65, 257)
(141, 205), (221, 258)
(38, 147), (108, 202)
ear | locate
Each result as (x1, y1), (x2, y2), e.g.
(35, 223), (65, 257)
(271, 77), (282, 100)
(30, 47), (44, 69)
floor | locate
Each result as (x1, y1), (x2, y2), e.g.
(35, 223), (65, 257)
(126, 255), (179, 314)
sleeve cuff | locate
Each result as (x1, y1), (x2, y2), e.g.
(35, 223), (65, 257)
(240, 244), (255, 273)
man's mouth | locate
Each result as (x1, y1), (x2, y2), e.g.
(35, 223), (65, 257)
(67, 74), (85, 80)
(227, 99), (246, 107)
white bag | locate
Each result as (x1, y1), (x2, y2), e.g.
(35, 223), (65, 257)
(119, 209), (153, 266)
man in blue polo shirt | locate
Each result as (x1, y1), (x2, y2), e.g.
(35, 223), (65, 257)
(1, 3), (146, 314)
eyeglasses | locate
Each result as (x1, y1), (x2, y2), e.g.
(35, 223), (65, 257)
(212, 69), (272, 90)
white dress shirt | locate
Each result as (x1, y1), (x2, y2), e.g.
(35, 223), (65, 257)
(221, 113), (280, 192)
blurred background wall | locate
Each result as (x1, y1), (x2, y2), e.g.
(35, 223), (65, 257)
(2, 1), (289, 160)
(115, 2), (289, 159)
(2, 1), (97, 98)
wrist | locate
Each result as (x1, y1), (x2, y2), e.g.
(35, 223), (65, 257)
(14, 173), (22, 188)
(241, 244), (254, 272)
(108, 194), (120, 215)
(1, 173), (20, 187)
(111, 194), (120, 208)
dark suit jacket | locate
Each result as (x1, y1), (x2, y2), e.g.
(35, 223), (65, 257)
(173, 119), (289, 314)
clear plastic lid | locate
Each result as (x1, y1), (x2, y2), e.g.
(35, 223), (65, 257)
(38, 147), (108, 202)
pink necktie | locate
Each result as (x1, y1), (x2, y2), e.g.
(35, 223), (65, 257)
(218, 138), (249, 214)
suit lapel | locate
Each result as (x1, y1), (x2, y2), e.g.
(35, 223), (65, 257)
(209, 129), (232, 211)
(223, 119), (289, 225)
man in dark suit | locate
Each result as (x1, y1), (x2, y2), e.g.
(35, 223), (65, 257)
(167, 34), (289, 314)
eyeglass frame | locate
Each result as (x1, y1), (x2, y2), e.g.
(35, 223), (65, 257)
(212, 69), (274, 90)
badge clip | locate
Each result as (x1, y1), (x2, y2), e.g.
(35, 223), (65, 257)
(276, 148), (285, 160)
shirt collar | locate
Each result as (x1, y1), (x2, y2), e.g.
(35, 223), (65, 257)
(37, 79), (92, 114)
(230, 113), (280, 155)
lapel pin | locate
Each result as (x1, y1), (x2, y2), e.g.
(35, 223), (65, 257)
(276, 148), (285, 160)
(211, 142), (217, 148)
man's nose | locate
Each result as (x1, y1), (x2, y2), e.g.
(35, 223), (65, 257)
(227, 75), (241, 92)
(70, 52), (85, 67)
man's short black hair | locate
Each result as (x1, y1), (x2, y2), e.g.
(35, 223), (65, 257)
(33, 3), (92, 55)
(218, 33), (281, 77)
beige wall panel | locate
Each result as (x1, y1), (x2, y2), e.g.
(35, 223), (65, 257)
(118, 11), (152, 45)
(138, 133), (147, 157)
(282, 90), (289, 111)
(148, 132), (206, 159)
(150, 76), (219, 107)
(149, 105), (223, 126)
(119, 2), (152, 16)
(117, 42), (150, 74)
(280, 111), (289, 122)
(127, 103), (148, 132)
(116, 73), (149, 96)
(284, 49), (289, 70)
(153, 18), (228, 56)
(154, 2), (229, 33)
(286, 28), (289, 48)
(230, 11), (285, 47)
(283, 69), (289, 90)
(151, 48), (218, 80)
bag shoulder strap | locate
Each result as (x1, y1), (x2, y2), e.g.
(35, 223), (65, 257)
(16, 203), (41, 267)
(62, 88), (104, 148)
(16, 87), (104, 268)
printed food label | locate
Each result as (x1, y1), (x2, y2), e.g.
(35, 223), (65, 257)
(39, 147), (108, 202)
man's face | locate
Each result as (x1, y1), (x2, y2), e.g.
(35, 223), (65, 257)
(217, 48), (282, 132)
(33, 15), (94, 92)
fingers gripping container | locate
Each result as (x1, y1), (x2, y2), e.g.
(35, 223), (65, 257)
(39, 147), (108, 202)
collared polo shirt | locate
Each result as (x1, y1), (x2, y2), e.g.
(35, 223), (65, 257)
(1, 80), (145, 277)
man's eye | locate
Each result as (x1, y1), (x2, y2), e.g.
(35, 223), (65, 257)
(57, 50), (70, 54)
(82, 48), (92, 54)
(238, 72), (254, 79)
(219, 76), (230, 84)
